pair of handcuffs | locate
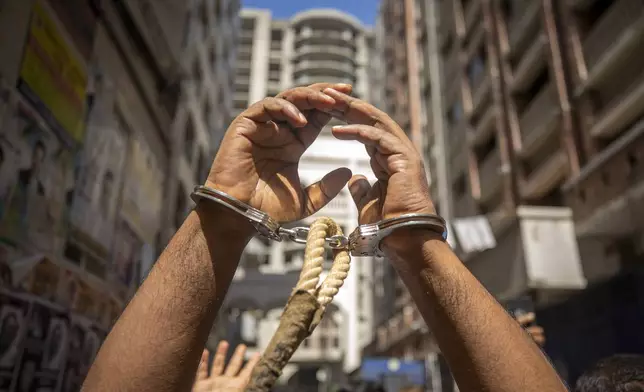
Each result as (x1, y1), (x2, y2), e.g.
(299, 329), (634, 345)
(191, 185), (448, 257)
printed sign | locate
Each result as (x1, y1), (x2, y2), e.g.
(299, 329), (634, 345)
(17, 0), (88, 145)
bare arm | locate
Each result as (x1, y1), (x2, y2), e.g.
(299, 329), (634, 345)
(82, 83), (353, 392)
(385, 232), (565, 391)
(82, 205), (251, 392)
(325, 88), (567, 392)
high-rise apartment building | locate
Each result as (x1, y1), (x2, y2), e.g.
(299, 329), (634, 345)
(372, 0), (644, 387)
(168, 0), (240, 242)
(216, 8), (376, 389)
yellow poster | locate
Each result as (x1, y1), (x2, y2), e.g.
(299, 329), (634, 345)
(18, 0), (87, 144)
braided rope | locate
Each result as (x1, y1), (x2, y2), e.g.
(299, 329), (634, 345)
(294, 217), (351, 307)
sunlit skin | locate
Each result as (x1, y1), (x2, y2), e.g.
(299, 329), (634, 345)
(82, 84), (566, 392)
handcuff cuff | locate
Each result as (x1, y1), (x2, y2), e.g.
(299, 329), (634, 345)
(191, 185), (448, 257)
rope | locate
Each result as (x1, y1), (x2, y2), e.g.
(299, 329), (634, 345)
(294, 217), (351, 307)
(246, 217), (352, 392)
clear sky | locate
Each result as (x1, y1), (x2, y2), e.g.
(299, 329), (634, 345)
(242, 0), (379, 26)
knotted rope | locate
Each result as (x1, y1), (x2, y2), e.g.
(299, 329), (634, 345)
(246, 217), (351, 392)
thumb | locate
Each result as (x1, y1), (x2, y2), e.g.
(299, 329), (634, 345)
(348, 175), (371, 211)
(303, 168), (352, 217)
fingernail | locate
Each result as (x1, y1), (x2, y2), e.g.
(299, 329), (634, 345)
(298, 113), (307, 122)
(335, 83), (351, 89)
(332, 125), (347, 130)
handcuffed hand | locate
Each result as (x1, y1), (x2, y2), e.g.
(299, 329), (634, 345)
(321, 88), (436, 250)
(206, 84), (354, 228)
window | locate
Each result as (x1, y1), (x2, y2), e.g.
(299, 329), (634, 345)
(447, 101), (464, 125)
(453, 174), (467, 197)
(467, 46), (486, 86)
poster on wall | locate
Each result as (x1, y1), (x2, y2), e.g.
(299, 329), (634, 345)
(61, 315), (102, 392)
(14, 302), (68, 392)
(70, 70), (126, 251)
(112, 219), (144, 289)
(0, 96), (72, 254)
(0, 292), (30, 391)
(119, 128), (163, 245)
(17, 0), (88, 146)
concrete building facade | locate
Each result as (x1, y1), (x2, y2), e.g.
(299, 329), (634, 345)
(370, 0), (644, 388)
(168, 0), (240, 242)
(217, 8), (377, 389)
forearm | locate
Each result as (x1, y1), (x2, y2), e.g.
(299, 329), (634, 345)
(83, 204), (251, 392)
(386, 232), (566, 392)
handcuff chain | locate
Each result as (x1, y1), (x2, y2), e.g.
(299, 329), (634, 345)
(278, 227), (349, 250)
(191, 185), (447, 256)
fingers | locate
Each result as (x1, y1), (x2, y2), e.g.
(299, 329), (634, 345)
(243, 97), (307, 128)
(277, 87), (336, 112)
(303, 168), (353, 216)
(322, 88), (411, 144)
(526, 326), (546, 346)
(348, 175), (372, 211)
(224, 344), (247, 377)
(516, 312), (536, 327)
(210, 341), (229, 376)
(239, 352), (261, 380)
(195, 349), (209, 381)
(331, 124), (406, 155)
(308, 82), (353, 94)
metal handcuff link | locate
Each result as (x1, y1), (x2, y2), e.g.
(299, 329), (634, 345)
(191, 185), (448, 257)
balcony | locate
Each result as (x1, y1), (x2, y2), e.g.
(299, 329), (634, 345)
(564, 119), (644, 237)
(266, 81), (281, 95)
(448, 121), (468, 154)
(463, 0), (482, 36)
(453, 193), (478, 218)
(479, 150), (503, 203)
(519, 84), (561, 157)
(294, 75), (354, 86)
(471, 106), (496, 146)
(443, 48), (460, 83)
(296, 30), (356, 47)
(521, 150), (569, 200)
(240, 31), (253, 42)
(582, 0), (644, 74)
(295, 45), (355, 61)
(439, 0), (455, 50)
(590, 69), (644, 139)
(507, 1), (542, 59)
(511, 34), (548, 93)
(471, 73), (492, 115)
(293, 60), (355, 77)
(450, 145), (469, 178)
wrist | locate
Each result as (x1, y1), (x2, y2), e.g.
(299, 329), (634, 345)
(194, 199), (255, 249)
(381, 228), (447, 265)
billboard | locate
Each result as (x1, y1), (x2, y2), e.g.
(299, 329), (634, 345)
(17, 0), (88, 146)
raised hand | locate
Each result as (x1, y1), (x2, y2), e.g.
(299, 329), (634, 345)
(323, 88), (435, 226)
(516, 312), (546, 347)
(206, 84), (354, 226)
(192, 341), (260, 392)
